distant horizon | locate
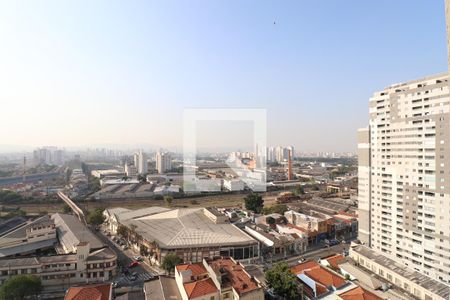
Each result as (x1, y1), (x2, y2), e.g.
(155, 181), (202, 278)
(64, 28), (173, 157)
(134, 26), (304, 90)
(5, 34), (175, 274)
(0, 143), (356, 155)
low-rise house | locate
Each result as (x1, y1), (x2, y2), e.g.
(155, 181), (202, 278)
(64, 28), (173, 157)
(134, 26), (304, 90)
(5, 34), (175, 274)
(65, 283), (112, 300)
(255, 213), (286, 226)
(291, 260), (349, 299)
(319, 254), (346, 271)
(175, 257), (264, 300)
(336, 286), (382, 300)
(332, 213), (358, 240)
(245, 224), (306, 260)
(144, 275), (182, 300)
(284, 210), (328, 242)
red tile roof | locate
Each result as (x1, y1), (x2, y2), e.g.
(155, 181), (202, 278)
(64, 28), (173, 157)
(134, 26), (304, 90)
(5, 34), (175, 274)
(176, 263), (207, 276)
(305, 266), (346, 288)
(339, 286), (382, 300)
(183, 278), (218, 299)
(290, 261), (320, 275)
(65, 284), (111, 300)
(315, 283), (329, 296)
(208, 257), (261, 295)
(291, 260), (346, 289)
(324, 254), (345, 269)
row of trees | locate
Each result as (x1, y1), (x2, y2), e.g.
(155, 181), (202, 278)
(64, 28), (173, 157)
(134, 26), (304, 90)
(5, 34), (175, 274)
(0, 275), (42, 300)
(0, 190), (24, 203)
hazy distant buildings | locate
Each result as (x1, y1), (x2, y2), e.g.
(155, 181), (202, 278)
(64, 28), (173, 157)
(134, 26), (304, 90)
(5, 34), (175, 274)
(137, 150), (148, 175)
(132, 150), (147, 175)
(124, 162), (137, 178)
(33, 146), (65, 166)
(358, 73), (450, 284)
(266, 146), (294, 163)
(156, 151), (172, 174)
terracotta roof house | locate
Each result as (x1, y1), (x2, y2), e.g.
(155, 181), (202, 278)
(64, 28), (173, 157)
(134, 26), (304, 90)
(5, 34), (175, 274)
(291, 260), (349, 299)
(320, 254), (346, 269)
(337, 286), (382, 300)
(65, 283), (112, 300)
(175, 257), (264, 300)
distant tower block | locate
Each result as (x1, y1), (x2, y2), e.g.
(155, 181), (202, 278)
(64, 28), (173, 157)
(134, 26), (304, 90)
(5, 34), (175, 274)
(287, 149), (293, 180)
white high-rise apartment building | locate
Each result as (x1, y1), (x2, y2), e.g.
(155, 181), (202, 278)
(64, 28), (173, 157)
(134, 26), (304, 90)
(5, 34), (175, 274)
(32, 147), (65, 166)
(137, 150), (148, 175)
(358, 73), (450, 283)
(156, 151), (172, 174)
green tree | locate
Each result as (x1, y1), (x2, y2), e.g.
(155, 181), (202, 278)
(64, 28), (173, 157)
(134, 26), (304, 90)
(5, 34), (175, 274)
(0, 274), (42, 300)
(117, 224), (129, 239)
(265, 262), (299, 300)
(294, 185), (305, 195)
(88, 176), (101, 192)
(140, 244), (149, 256)
(87, 208), (105, 226)
(153, 194), (164, 200)
(164, 195), (173, 207)
(137, 174), (147, 183)
(0, 190), (23, 203)
(5, 209), (26, 218)
(62, 204), (71, 214)
(244, 193), (264, 213)
(161, 253), (183, 274)
(262, 204), (288, 215)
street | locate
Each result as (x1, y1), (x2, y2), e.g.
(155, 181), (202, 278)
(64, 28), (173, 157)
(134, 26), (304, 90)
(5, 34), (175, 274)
(94, 226), (160, 288)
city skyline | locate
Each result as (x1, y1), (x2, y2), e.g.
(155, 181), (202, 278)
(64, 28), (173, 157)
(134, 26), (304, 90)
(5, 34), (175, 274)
(0, 1), (448, 152)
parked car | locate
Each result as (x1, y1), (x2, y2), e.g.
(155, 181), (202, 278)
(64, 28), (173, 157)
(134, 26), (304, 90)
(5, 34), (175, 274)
(128, 261), (139, 268)
(329, 239), (339, 246)
(112, 282), (118, 288)
(131, 271), (138, 277)
(133, 256), (142, 261)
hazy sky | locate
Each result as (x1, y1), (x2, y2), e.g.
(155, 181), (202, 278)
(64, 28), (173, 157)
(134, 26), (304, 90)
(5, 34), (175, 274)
(0, 1), (447, 152)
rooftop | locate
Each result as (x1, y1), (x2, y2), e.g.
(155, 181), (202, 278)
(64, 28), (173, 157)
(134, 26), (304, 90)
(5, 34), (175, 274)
(144, 276), (181, 300)
(322, 254), (345, 269)
(207, 257), (262, 295)
(0, 215), (54, 244)
(51, 213), (104, 251)
(291, 260), (347, 291)
(0, 216), (27, 236)
(176, 263), (207, 276)
(111, 206), (171, 222)
(353, 245), (450, 299)
(121, 207), (257, 249)
(184, 278), (218, 299)
(65, 283), (111, 300)
(338, 286), (382, 300)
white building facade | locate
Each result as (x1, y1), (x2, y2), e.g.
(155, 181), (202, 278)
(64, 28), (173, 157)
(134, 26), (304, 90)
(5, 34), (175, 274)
(358, 73), (450, 284)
